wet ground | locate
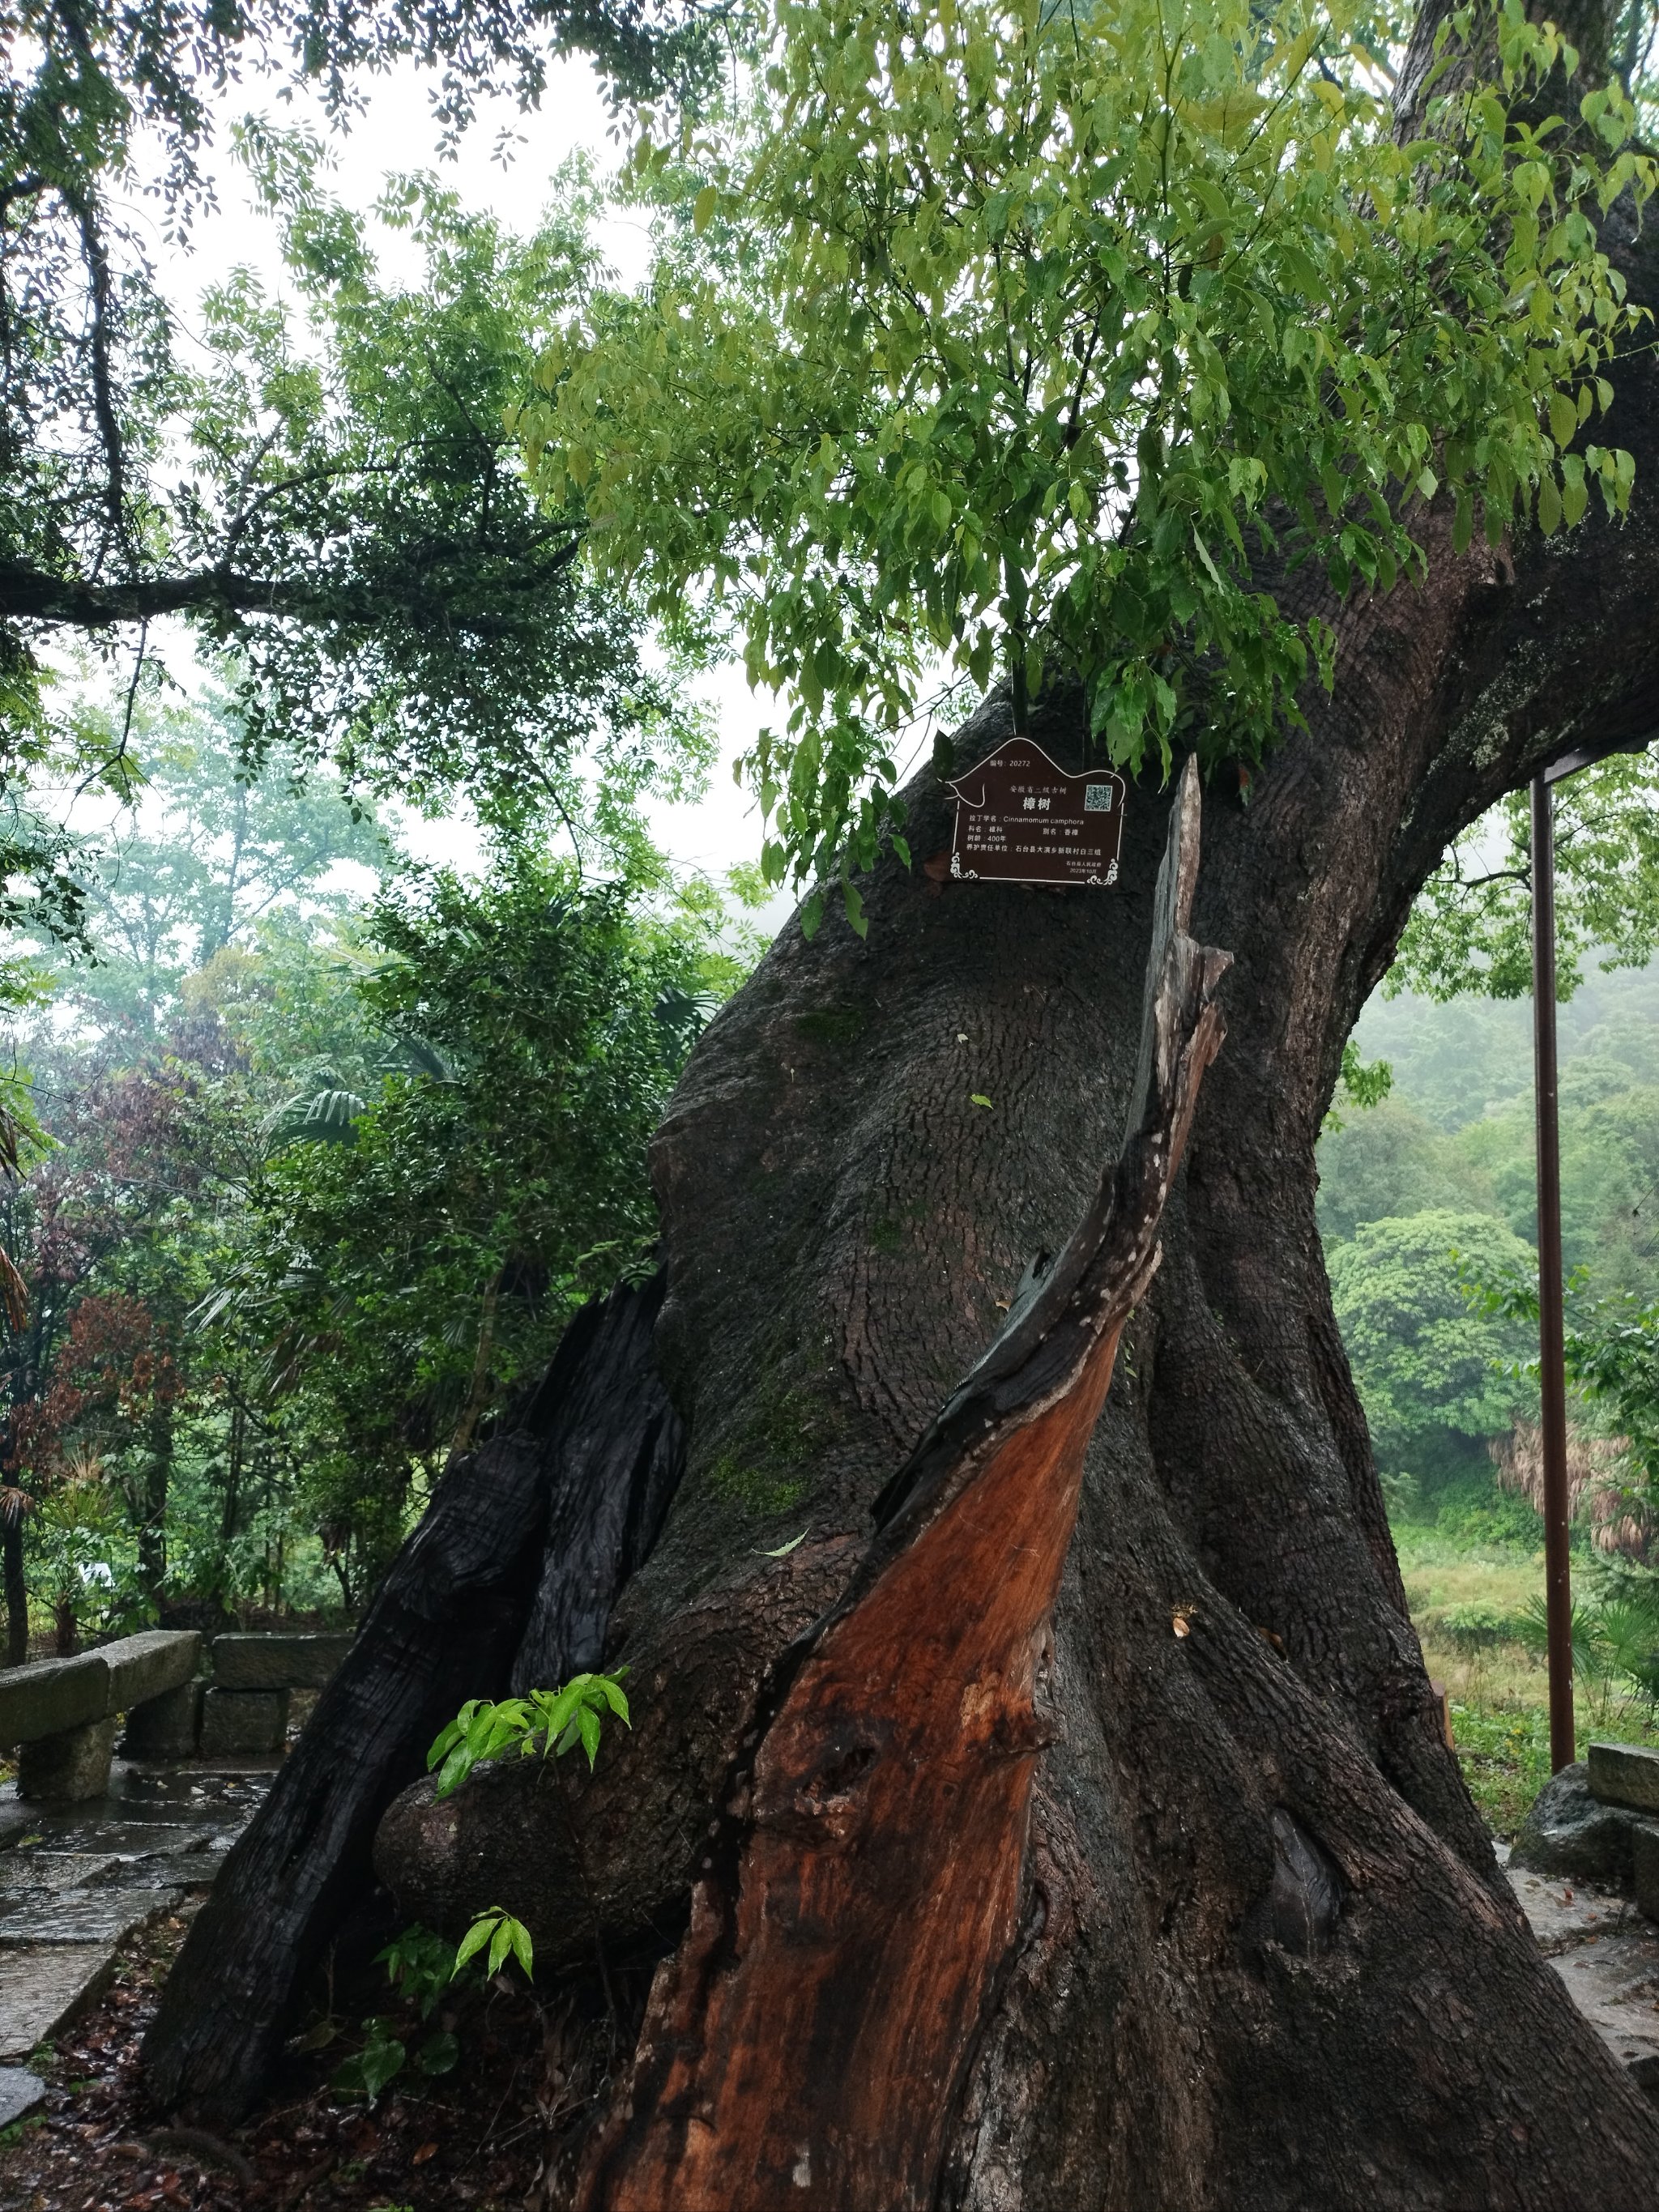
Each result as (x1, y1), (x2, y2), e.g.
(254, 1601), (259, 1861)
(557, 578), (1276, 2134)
(1501, 1848), (1659, 2098)
(0, 1762), (275, 2095)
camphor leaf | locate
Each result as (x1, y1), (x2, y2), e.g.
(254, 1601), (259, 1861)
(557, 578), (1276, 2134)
(457, 1907), (535, 1984)
(577, 1703), (601, 1767)
(453, 1915), (498, 1974)
(430, 1673), (633, 1799)
(754, 1528), (809, 1557)
(527, 0), (1653, 908)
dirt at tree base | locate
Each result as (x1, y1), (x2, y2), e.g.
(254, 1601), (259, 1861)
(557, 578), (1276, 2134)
(0, 1910), (625, 2212)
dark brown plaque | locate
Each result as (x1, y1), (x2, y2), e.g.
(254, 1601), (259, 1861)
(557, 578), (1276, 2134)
(947, 739), (1127, 887)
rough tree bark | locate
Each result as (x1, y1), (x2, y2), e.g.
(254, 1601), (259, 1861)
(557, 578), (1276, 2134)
(148, 0), (1659, 2198)
(143, 1273), (684, 2120)
(577, 762), (1230, 2210)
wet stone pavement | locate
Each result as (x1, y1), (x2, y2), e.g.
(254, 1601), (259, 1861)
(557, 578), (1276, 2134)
(0, 1759), (273, 2125)
(1501, 1850), (1659, 2099)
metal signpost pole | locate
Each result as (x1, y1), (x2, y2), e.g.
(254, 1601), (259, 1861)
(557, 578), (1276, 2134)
(1529, 774), (1576, 1774)
(1527, 735), (1650, 1770)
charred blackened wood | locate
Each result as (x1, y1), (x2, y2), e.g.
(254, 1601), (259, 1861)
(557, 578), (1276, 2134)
(511, 1279), (683, 1691)
(142, 1271), (684, 2125)
(578, 758), (1229, 2212)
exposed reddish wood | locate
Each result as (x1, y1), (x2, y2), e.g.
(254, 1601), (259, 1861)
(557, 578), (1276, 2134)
(578, 761), (1229, 2212)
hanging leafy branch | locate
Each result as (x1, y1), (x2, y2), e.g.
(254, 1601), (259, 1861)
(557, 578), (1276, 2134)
(1392, 748), (1659, 1000)
(1, 0), (721, 845)
(523, 0), (1653, 929)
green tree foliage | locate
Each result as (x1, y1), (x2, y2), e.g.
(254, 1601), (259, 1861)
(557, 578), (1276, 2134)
(0, 0), (711, 634)
(1316, 1097), (1482, 1245)
(1, 3), (717, 900)
(204, 847), (751, 1597)
(1393, 748), (1659, 1002)
(1327, 1208), (1537, 1477)
(527, 0), (1651, 922)
(175, 148), (712, 832)
(59, 688), (390, 1036)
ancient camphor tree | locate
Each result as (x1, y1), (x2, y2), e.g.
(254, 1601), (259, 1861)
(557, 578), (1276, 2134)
(148, 0), (1659, 2204)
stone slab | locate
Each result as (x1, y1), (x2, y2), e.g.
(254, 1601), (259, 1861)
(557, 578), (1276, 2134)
(121, 1679), (202, 1760)
(1589, 1741), (1659, 1815)
(14, 1820), (203, 1856)
(0, 1852), (120, 1894)
(0, 1656), (109, 1749)
(198, 1686), (288, 1757)
(0, 1941), (114, 2061)
(1635, 1822), (1659, 1924)
(1549, 1928), (1659, 2080)
(17, 1715), (118, 1803)
(0, 2065), (45, 2128)
(0, 1886), (177, 1947)
(1505, 1866), (1634, 1954)
(211, 1631), (352, 1692)
(100, 1630), (200, 1713)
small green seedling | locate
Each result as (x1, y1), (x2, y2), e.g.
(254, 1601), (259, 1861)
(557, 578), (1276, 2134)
(426, 1670), (630, 1800)
(454, 1906), (534, 1983)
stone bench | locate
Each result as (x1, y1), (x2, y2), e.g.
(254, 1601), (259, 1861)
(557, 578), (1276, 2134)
(122, 1629), (357, 1762)
(189, 1631), (356, 1758)
(0, 1631), (201, 1802)
(0, 1628), (358, 1791)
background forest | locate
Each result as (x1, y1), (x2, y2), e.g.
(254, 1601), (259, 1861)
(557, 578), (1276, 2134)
(0, 685), (758, 1659)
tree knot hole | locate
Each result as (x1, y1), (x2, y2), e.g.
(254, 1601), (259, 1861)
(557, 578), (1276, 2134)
(1269, 1808), (1343, 1958)
(782, 1740), (881, 1838)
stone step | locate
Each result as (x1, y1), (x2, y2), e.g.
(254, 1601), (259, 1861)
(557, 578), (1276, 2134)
(210, 1630), (352, 1691)
(0, 2064), (46, 2128)
(1505, 1863), (1659, 2099)
(1589, 1740), (1659, 1816)
(0, 1852), (121, 1895)
(0, 1887), (179, 1948)
(0, 1942), (115, 2061)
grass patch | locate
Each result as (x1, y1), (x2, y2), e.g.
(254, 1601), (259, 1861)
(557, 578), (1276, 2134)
(1394, 1527), (1659, 1835)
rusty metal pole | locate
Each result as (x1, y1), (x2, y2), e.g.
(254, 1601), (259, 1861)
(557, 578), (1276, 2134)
(1531, 774), (1576, 1773)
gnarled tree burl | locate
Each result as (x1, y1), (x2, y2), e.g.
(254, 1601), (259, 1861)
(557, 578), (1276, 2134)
(147, 2), (1659, 2201)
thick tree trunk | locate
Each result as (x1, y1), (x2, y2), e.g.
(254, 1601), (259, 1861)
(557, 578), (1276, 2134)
(137, 1391), (173, 1600)
(578, 765), (1230, 2210)
(2, 1499), (26, 1666)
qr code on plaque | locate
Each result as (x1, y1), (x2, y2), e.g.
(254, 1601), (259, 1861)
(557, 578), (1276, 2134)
(1084, 783), (1114, 813)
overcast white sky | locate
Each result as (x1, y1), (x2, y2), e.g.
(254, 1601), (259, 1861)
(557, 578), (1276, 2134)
(100, 51), (789, 912)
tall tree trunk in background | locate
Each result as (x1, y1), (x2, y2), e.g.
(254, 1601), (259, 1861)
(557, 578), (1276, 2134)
(2, 1497), (26, 1666)
(148, 1), (1659, 2197)
(137, 1390), (173, 1600)
(215, 1402), (245, 1594)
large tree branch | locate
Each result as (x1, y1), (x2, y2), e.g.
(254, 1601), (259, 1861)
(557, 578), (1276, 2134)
(0, 558), (326, 629)
(0, 526), (583, 631)
(58, 178), (126, 570)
